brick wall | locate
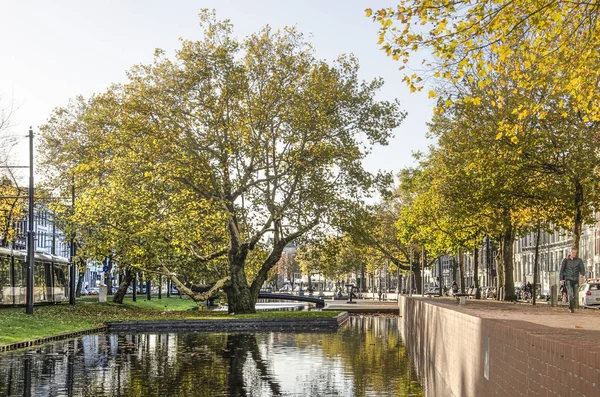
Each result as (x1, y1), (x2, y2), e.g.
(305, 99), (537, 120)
(398, 297), (600, 397)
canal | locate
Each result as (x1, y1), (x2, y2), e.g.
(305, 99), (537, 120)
(0, 316), (423, 396)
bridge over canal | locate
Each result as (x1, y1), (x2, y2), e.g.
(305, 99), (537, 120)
(257, 293), (326, 309)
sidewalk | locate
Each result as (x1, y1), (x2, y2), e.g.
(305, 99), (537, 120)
(416, 296), (600, 350)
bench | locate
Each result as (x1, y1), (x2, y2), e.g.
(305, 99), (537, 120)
(454, 288), (478, 305)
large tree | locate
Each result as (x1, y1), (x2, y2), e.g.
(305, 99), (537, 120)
(40, 12), (403, 313)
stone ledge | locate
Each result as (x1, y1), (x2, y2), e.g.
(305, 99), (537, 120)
(107, 314), (349, 333)
(0, 327), (108, 353)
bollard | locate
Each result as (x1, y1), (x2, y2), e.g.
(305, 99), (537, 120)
(550, 285), (557, 307)
(99, 285), (108, 303)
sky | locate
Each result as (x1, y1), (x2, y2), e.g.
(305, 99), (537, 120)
(0, 0), (435, 181)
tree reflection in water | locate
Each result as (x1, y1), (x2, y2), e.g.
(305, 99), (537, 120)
(0, 316), (423, 396)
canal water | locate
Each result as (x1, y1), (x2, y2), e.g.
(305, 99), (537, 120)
(0, 316), (423, 396)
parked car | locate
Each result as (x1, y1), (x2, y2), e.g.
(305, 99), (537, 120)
(578, 280), (600, 307)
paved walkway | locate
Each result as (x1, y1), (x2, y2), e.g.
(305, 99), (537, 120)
(422, 296), (600, 331)
(415, 296), (600, 352)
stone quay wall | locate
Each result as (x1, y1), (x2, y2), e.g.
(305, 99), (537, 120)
(398, 296), (600, 397)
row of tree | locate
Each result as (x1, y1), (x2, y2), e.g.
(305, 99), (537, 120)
(363, 1), (600, 300)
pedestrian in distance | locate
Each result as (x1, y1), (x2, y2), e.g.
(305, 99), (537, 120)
(451, 281), (458, 295)
(559, 248), (586, 313)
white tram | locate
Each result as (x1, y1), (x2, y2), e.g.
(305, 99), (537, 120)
(0, 247), (70, 305)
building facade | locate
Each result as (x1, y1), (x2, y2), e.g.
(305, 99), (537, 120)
(11, 206), (70, 258)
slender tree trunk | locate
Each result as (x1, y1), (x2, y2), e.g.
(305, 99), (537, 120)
(474, 242), (481, 299)
(458, 248), (465, 293)
(502, 226), (516, 301)
(496, 238), (504, 300)
(421, 247), (426, 294)
(573, 179), (584, 250)
(412, 263), (422, 294)
(361, 264), (365, 293)
(451, 258), (458, 283)
(75, 259), (85, 298)
(132, 274), (137, 302)
(438, 257), (443, 296)
(113, 268), (133, 304)
(533, 226), (541, 305)
(106, 256), (113, 296)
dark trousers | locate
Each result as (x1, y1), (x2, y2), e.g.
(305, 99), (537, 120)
(566, 280), (579, 311)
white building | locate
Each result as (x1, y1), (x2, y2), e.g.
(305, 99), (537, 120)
(12, 206), (70, 258)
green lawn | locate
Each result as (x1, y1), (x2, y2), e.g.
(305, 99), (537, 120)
(0, 297), (340, 346)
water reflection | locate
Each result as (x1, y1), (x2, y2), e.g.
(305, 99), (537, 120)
(0, 316), (423, 396)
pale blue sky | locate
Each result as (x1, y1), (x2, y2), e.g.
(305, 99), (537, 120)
(0, 0), (434, 177)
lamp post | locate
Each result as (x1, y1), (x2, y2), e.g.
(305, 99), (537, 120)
(26, 128), (35, 314)
(69, 179), (76, 306)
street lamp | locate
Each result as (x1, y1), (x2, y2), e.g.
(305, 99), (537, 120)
(26, 128), (34, 314)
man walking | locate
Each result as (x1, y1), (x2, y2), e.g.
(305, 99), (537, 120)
(559, 248), (586, 313)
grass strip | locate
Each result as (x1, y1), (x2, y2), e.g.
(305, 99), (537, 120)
(0, 296), (340, 346)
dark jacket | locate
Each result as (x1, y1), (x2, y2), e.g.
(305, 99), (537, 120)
(559, 257), (586, 281)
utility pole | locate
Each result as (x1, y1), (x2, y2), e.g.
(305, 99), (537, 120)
(51, 210), (56, 255)
(26, 127), (35, 314)
(69, 179), (76, 306)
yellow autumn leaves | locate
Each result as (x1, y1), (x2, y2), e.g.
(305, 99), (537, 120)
(368, 1), (600, 142)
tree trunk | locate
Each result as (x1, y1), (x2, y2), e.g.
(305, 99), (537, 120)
(113, 268), (133, 304)
(412, 263), (422, 294)
(226, 239), (288, 314)
(226, 248), (257, 314)
(395, 265), (400, 294)
(438, 257), (443, 296)
(361, 264), (366, 293)
(474, 242), (481, 299)
(106, 256), (113, 296)
(132, 273), (137, 302)
(75, 259), (85, 298)
(495, 238), (504, 300)
(451, 257), (458, 283)
(458, 248), (465, 293)
(573, 178), (584, 250)
(501, 226), (516, 301)
(533, 226), (541, 305)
